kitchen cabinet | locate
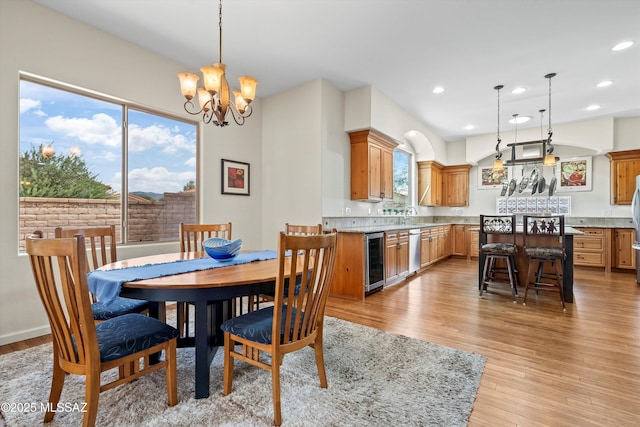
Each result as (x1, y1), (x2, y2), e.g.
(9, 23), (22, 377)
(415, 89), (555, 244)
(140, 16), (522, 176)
(613, 228), (636, 270)
(417, 161), (443, 206)
(606, 149), (640, 205)
(350, 129), (398, 202)
(418, 161), (471, 207)
(443, 165), (472, 207)
(420, 228), (432, 268)
(451, 224), (468, 256)
(385, 230), (409, 284)
(573, 227), (610, 270)
(330, 232), (366, 300)
(468, 229), (479, 259)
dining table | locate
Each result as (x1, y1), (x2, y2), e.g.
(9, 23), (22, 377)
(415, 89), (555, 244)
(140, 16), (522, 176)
(91, 250), (286, 399)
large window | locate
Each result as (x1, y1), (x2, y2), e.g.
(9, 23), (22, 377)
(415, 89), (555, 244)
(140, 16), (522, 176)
(19, 77), (198, 248)
(393, 149), (411, 206)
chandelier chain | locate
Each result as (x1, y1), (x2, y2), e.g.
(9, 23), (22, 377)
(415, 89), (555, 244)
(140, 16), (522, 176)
(218, 0), (223, 64)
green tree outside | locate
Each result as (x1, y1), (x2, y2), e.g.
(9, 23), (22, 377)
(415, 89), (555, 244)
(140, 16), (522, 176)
(19, 145), (114, 199)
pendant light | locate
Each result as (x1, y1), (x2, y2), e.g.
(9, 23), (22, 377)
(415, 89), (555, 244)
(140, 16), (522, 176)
(543, 73), (557, 166)
(492, 85), (505, 172)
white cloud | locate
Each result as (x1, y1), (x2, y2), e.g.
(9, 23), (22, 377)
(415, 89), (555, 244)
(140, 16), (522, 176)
(45, 113), (121, 147)
(20, 98), (43, 114)
(128, 167), (196, 193)
(129, 124), (196, 155)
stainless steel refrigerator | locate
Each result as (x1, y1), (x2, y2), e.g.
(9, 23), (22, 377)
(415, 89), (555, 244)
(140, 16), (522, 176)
(632, 175), (640, 284)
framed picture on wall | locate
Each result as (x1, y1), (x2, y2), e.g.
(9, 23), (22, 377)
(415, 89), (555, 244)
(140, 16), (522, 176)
(555, 156), (592, 192)
(478, 166), (509, 189)
(221, 159), (250, 196)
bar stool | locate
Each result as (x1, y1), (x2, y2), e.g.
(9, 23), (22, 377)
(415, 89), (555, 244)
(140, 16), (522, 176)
(522, 214), (566, 310)
(479, 214), (519, 302)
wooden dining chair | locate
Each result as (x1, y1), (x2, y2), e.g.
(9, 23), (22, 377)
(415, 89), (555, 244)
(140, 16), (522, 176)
(55, 225), (149, 321)
(26, 232), (178, 427)
(221, 231), (338, 426)
(285, 223), (323, 235)
(178, 222), (233, 337)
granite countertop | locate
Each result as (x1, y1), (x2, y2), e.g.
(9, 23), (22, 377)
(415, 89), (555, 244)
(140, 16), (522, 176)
(337, 223), (446, 233)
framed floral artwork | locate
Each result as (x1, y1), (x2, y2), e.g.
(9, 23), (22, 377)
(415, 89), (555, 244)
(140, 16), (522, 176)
(555, 156), (592, 192)
(478, 166), (509, 189)
(221, 159), (250, 196)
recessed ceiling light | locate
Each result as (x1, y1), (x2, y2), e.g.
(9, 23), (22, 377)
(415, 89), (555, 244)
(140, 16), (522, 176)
(512, 87), (526, 94)
(432, 87), (445, 94)
(612, 41), (634, 51)
(464, 125), (475, 130)
(587, 104), (601, 111)
(597, 80), (613, 88)
(508, 116), (531, 124)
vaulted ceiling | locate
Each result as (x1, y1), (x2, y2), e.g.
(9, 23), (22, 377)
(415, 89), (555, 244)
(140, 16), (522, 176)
(34, 0), (640, 142)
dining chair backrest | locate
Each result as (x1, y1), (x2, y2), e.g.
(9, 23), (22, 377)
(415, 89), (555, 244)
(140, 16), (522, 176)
(284, 223), (323, 236)
(479, 214), (516, 245)
(180, 222), (232, 253)
(274, 231), (337, 345)
(523, 214), (565, 248)
(26, 231), (99, 368)
(55, 225), (117, 271)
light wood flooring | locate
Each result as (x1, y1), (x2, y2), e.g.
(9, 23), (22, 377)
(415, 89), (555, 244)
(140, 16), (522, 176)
(325, 257), (640, 426)
(3, 258), (639, 426)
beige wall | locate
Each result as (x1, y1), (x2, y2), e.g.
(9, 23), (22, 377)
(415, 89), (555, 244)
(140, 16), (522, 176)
(0, 0), (263, 344)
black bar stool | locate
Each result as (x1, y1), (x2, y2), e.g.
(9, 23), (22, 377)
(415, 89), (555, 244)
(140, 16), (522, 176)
(479, 214), (519, 302)
(522, 214), (566, 310)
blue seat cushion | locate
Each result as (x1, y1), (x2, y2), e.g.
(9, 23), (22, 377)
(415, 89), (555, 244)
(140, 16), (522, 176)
(95, 314), (179, 362)
(220, 306), (301, 345)
(92, 297), (149, 321)
(525, 247), (565, 259)
(481, 243), (517, 255)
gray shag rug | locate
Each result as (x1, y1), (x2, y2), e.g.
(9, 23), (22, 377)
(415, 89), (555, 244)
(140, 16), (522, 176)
(0, 317), (485, 426)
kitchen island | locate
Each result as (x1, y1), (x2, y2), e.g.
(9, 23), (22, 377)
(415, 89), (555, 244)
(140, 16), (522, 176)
(478, 225), (583, 303)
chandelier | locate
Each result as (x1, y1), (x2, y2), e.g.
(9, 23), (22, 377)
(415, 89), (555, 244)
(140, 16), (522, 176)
(177, 0), (257, 127)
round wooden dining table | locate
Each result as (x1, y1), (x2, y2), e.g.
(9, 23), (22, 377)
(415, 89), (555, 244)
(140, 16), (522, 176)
(98, 251), (283, 399)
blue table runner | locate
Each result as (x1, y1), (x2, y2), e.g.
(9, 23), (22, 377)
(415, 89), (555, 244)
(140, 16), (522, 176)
(88, 250), (277, 304)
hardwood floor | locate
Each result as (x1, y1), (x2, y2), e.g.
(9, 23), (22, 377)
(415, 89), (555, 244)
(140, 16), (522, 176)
(325, 258), (640, 426)
(3, 258), (638, 425)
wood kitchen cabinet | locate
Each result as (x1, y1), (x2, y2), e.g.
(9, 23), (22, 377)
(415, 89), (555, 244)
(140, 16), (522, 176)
(350, 129), (398, 202)
(418, 161), (471, 207)
(417, 161), (443, 206)
(468, 229), (479, 259)
(606, 149), (640, 205)
(451, 225), (467, 256)
(420, 228), (432, 268)
(573, 227), (610, 270)
(385, 230), (409, 284)
(614, 228), (636, 270)
(443, 165), (472, 207)
(330, 232), (366, 300)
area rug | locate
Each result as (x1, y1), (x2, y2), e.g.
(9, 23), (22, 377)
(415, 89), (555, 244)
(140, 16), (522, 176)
(0, 317), (485, 426)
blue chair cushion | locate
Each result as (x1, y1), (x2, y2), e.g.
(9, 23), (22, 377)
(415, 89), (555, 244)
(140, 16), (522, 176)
(481, 243), (517, 255)
(525, 247), (565, 259)
(95, 314), (179, 362)
(92, 297), (149, 321)
(220, 306), (301, 345)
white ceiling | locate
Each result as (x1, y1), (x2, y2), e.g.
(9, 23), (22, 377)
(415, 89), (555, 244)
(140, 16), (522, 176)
(34, 0), (640, 142)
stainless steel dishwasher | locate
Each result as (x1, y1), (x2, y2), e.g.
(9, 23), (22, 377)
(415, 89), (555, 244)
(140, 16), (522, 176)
(409, 228), (421, 274)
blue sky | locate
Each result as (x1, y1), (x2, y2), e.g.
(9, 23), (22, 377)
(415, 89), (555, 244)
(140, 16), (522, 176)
(19, 80), (197, 194)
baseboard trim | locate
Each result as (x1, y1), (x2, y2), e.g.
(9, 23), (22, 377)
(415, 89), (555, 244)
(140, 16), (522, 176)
(0, 325), (51, 346)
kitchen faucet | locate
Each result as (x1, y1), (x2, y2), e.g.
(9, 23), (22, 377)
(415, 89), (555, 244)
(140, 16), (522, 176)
(403, 206), (418, 224)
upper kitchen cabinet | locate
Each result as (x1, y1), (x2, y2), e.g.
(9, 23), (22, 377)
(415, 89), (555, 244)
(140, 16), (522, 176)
(418, 161), (444, 206)
(444, 164), (472, 206)
(350, 129), (398, 202)
(418, 161), (471, 207)
(606, 149), (640, 205)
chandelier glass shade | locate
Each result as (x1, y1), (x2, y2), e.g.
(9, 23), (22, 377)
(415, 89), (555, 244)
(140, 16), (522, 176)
(177, 0), (257, 127)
